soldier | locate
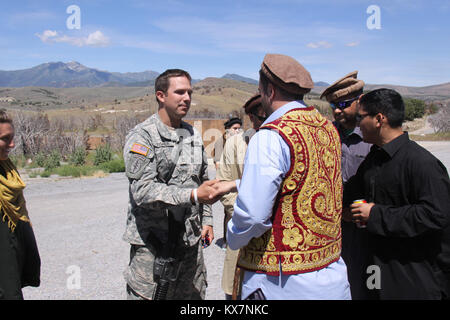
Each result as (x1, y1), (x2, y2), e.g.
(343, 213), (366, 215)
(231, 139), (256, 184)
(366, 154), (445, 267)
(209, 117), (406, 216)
(122, 69), (218, 300)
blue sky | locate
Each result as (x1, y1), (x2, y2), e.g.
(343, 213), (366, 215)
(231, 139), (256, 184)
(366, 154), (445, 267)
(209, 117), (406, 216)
(0, 0), (449, 86)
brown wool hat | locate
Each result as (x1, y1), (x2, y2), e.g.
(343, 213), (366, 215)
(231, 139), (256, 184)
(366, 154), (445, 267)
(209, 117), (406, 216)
(242, 94), (261, 114)
(260, 54), (314, 95)
(320, 70), (365, 102)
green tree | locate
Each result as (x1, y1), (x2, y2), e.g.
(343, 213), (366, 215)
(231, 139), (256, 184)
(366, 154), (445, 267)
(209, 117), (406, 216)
(404, 98), (426, 121)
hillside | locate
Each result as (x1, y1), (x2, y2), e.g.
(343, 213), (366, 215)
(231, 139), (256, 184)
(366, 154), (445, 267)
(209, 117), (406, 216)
(363, 82), (450, 102)
(1, 76), (449, 118)
(0, 62), (159, 88)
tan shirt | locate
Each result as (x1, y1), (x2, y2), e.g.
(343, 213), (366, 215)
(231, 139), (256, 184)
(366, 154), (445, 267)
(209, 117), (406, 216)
(216, 131), (250, 295)
(216, 132), (249, 211)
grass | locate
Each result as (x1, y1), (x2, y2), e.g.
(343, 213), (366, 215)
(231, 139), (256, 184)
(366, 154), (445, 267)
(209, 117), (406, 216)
(18, 151), (126, 179)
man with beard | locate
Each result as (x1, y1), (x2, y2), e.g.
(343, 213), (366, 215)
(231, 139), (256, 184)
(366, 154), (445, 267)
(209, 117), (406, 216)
(212, 54), (350, 299)
(321, 71), (372, 299)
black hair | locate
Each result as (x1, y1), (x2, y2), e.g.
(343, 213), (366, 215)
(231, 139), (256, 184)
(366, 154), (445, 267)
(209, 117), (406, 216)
(224, 117), (242, 129)
(359, 88), (405, 128)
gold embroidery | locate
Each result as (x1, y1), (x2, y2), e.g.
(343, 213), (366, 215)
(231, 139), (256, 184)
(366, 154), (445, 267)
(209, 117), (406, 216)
(238, 108), (343, 275)
(282, 228), (303, 249)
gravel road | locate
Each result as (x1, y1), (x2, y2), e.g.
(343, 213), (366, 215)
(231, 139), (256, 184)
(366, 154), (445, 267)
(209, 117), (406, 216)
(21, 142), (450, 300)
(22, 166), (226, 300)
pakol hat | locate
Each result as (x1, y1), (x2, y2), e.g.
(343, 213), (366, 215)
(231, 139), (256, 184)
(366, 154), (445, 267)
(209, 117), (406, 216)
(224, 117), (242, 129)
(320, 71), (365, 102)
(260, 54), (314, 95)
(242, 94), (261, 114)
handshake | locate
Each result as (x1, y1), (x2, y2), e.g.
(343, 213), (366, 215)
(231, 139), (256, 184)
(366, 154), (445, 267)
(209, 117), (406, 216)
(191, 179), (238, 205)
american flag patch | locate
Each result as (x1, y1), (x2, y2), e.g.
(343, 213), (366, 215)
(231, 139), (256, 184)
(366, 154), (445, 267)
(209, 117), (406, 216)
(130, 143), (150, 156)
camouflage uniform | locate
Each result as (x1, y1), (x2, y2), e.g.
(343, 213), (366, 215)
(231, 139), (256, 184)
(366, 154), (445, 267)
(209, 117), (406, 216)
(122, 113), (212, 300)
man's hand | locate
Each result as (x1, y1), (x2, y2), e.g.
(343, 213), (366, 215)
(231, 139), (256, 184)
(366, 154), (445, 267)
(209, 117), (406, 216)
(194, 179), (219, 204)
(350, 202), (375, 225)
(201, 225), (214, 248)
(209, 180), (237, 200)
(192, 179), (238, 205)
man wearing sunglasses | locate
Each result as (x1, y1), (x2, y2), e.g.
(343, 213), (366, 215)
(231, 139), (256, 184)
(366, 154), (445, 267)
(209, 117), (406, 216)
(321, 71), (372, 299)
(344, 89), (450, 299)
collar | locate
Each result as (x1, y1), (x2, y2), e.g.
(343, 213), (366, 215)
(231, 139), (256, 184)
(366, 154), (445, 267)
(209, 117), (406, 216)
(379, 131), (410, 158)
(154, 114), (192, 142)
(334, 121), (364, 139)
(262, 100), (308, 126)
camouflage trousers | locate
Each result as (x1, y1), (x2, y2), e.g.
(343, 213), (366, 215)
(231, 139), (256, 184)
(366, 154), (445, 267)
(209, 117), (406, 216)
(124, 241), (207, 300)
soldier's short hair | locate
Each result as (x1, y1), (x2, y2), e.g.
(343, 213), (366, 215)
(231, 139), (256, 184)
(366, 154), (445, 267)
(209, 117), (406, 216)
(155, 69), (192, 101)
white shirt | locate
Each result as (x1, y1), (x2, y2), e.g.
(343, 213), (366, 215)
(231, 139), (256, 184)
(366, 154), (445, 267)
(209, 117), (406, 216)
(227, 100), (351, 300)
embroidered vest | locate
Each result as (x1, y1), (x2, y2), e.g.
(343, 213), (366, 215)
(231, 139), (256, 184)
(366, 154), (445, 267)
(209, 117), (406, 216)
(237, 107), (343, 275)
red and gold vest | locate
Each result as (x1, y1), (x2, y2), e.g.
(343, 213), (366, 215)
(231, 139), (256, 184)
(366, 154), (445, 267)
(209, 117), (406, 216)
(237, 107), (343, 275)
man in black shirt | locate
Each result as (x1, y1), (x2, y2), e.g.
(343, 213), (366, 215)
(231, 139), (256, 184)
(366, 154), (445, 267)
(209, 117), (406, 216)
(344, 88), (450, 299)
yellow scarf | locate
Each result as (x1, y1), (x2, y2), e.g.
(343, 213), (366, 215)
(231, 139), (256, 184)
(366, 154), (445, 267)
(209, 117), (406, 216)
(0, 159), (30, 231)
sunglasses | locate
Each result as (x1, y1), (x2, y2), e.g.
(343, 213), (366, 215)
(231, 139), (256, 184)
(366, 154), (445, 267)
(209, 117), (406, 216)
(250, 113), (267, 122)
(330, 96), (360, 110)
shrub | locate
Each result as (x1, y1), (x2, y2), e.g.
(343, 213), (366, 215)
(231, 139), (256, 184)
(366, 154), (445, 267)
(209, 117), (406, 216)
(93, 144), (112, 166)
(34, 152), (46, 167)
(55, 165), (99, 177)
(40, 170), (52, 178)
(70, 147), (87, 166)
(98, 158), (125, 173)
(44, 150), (61, 170)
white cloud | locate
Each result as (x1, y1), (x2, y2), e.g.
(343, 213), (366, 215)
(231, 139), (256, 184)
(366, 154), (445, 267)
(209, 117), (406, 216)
(36, 30), (110, 47)
(346, 41), (360, 47)
(36, 30), (58, 42)
(306, 41), (333, 49)
(85, 31), (110, 47)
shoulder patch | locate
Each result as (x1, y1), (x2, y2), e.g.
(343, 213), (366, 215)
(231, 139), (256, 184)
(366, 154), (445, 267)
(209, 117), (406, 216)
(130, 143), (150, 156)
(126, 154), (149, 180)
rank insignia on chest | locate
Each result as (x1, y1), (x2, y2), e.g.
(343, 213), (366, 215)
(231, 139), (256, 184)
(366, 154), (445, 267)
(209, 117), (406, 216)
(130, 143), (150, 156)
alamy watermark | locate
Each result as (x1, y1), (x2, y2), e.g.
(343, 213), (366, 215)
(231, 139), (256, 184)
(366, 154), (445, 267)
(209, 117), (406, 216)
(66, 265), (81, 290)
(66, 5), (81, 30)
(367, 5), (381, 30)
(366, 264), (381, 290)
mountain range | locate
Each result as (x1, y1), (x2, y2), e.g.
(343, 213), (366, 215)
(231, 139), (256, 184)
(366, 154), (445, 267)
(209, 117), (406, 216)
(0, 62), (159, 88)
(0, 62), (449, 102)
(0, 61), (329, 88)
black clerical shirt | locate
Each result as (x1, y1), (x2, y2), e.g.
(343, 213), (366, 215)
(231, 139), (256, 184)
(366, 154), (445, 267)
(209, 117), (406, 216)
(344, 132), (450, 299)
